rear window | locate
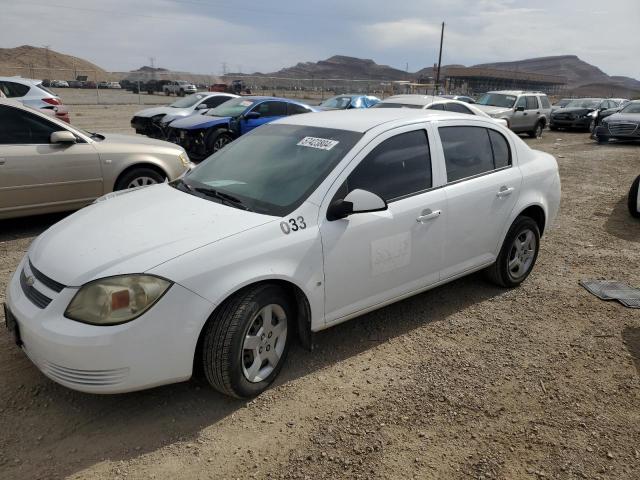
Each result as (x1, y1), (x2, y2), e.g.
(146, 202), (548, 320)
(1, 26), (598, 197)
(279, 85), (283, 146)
(0, 81), (30, 98)
(36, 83), (57, 96)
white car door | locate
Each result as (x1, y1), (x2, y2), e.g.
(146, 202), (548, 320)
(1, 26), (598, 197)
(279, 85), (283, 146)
(0, 104), (103, 217)
(432, 122), (522, 279)
(320, 126), (447, 325)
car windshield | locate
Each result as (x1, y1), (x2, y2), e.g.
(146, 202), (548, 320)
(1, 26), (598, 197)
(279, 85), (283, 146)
(565, 99), (600, 109)
(178, 124), (363, 216)
(476, 93), (517, 108)
(620, 102), (640, 114)
(372, 102), (423, 109)
(206, 97), (258, 117)
(170, 93), (207, 108)
(554, 99), (571, 107)
(321, 96), (353, 109)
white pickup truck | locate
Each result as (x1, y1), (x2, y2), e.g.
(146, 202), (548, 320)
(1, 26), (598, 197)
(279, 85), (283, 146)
(162, 80), (197, 96)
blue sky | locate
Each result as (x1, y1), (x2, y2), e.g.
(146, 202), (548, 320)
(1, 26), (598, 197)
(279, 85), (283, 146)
(2, 0), (639, 79)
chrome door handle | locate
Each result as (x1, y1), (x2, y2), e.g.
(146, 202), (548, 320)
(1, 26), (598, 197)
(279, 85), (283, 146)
(416, 209), (441, 223)
(496, 187), (515, 198)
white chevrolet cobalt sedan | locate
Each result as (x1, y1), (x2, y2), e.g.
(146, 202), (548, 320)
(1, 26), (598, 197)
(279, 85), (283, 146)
(4, 109), (561, 398)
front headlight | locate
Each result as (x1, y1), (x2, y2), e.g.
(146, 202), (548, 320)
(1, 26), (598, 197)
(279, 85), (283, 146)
(178, 152), (190, 168)
(65, 275), (172, 325)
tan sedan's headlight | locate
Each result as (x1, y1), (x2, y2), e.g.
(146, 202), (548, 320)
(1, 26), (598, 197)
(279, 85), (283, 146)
(178, 152), (191, 169)
(65, 275), (172, 325)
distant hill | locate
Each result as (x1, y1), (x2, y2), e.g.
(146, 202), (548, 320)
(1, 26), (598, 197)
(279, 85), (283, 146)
(266, 55), (413, 80)
(473, 55), (610, 87)
(0, 45), (110, 81)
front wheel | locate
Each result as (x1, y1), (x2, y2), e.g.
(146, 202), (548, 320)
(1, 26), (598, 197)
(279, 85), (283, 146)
(485, 216), (540, 288)
(629, 175), (640, 219)
(596, 135), (609, 144)
(206, 130), (234, 154)
(115, 167), (165, 190)
(202, 284), (292, 398)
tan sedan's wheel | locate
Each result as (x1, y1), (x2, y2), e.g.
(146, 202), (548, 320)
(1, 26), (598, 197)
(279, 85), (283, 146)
(202, 284), (292, 398)
(115, 168), (165, 191)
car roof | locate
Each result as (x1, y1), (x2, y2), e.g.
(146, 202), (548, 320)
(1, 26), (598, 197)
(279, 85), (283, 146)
(0, 76), (42, 85)
(379, 95), (447, 106)
(486, 90), (546, 96)
(242, 96), (310, 106)
(274, 108), (481, 133)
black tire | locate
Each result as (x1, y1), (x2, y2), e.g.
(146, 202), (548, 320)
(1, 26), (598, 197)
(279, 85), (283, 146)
(629, 175), (640, 219)
(114, 167), (165, 190)
(202, 284), (293, 398)
(528, 121), (544, 138)
(596, 135), (609, 144)
(179, 89), (185, 97)
(589, 119), (596, 133)
(485, 216), (540, 288)
(206, 129), (234, 154)
(165, 90), (170, 96)
(549, 125), (558, 131)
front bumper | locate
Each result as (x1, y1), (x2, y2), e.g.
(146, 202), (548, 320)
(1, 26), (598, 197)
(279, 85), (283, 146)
(5, 256), (213, 394)
(595, 123), (640, 139)
(130, 116), (165, 137)
(550, 116), (591, 129)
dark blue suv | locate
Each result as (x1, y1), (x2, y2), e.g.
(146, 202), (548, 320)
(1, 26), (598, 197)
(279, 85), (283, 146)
(167, 96), (317, 161)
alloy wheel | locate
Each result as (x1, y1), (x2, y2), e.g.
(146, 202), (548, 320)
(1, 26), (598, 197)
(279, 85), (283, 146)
(242, 304), (287, 383)
(127, 176), (159, 188)
(507, 229), (537, 280)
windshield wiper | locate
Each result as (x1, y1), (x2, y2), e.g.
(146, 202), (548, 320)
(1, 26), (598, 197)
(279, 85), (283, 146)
(194, 187), (250, 211)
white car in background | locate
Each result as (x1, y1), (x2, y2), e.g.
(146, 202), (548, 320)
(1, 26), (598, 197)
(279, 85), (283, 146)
(0, 76), (65, 110)
(131, 92), (238, 137)
(373, 94), (509, 127)
(4, 109), (560, 398)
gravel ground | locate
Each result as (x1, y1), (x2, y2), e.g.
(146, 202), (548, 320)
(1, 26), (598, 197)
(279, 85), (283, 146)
(0, 100), (639, 480)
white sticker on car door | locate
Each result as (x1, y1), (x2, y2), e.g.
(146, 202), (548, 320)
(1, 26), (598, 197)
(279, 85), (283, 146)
(371, 232), (411, 276)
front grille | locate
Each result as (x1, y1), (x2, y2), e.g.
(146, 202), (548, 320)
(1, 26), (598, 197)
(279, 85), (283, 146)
(42, 362), (129, 386)
(29, 260), (66, 293)
(20, 269), (52, 309)
(608, 122), (638, 136)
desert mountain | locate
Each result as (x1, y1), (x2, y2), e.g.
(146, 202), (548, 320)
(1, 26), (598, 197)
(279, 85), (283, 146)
(265, 55), (413, 81)
(0, 45), (110, 80)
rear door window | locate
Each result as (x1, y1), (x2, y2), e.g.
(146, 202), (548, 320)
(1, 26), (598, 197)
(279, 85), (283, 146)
(439, 126), (512, 183)
(287, 103), (312, 115)
(445, 103), (473, 115)
(0, 81), (30, 98)
(203, 96), (232, 108)
(427, 103), (446, 111)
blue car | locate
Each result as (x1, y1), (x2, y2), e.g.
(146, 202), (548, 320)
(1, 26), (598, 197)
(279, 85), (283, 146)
(167, 96), (317, 161)
(317, 94), (380, 111)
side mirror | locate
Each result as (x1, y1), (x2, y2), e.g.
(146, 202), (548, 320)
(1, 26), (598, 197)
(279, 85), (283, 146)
(244, 111), (261, 120)
(50, 131), (77, 144)
(515, 106), (525, 112)
(196, 103), (208, 110)
(327, 189), (387, 221)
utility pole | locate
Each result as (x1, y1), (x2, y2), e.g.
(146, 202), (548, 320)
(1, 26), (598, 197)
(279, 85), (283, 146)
(43, 44), (51, 79)
(435, 22), (445, 94)
(221, 62), (228, 75)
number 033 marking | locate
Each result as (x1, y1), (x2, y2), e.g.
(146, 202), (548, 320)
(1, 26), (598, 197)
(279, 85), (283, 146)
(280, 217), (306, 234)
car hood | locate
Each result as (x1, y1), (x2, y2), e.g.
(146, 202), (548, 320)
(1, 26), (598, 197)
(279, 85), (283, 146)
(604, 112), (640, 123)
(91, 133), (182, 150)
(553, 107), (593, 116)
(473, 105), (512, 117)
(161, 111), (202, 125)
(28, 184), (276, 286)
(170, 115), (231, 130)
(133, 106), (191, 118)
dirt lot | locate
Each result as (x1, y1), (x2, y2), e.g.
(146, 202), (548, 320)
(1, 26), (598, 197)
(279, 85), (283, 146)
(0, 101), (639, 480)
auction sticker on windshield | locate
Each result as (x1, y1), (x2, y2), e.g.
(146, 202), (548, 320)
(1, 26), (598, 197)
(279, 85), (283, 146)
(297, 137), (339, 151)
(240, 100), (253, 107)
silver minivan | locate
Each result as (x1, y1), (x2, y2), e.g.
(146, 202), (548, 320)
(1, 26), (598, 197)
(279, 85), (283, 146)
(475, 90), (552, 138)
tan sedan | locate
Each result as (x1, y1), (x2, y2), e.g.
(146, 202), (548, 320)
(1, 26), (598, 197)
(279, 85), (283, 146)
(0, 99), (192, 220)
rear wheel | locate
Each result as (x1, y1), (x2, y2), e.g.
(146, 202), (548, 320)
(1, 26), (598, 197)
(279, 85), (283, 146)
(528, 121), (544, 138)
(629, 175), (640, 218)
(115, 167), (165, 190)
(485, 216), (540, 288)
(202, 284), (292, 398)
(549, 125), (558, 131)
(596, 134), (609, 144)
